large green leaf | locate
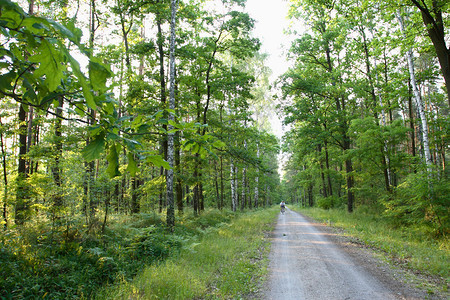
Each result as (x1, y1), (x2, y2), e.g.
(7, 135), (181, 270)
(0, 71), (15, 91)
(63, 47), (96, 109)
(0, 0), (24, 27)
(106, 144), (121, 178)
(89, 60), (111, 93)
(48, 19), (82, 45)
(126, 153), (138, 177)
(82, 133), (106, 162)
(29, 39), (65, 91)
(146, 155), (171, 170)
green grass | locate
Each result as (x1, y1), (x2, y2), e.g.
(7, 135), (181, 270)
(98, 208), (278, 299)
(294, 206), (449, 283)
(1, 209), (278, 299)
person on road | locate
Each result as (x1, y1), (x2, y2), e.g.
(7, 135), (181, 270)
(280, 201), (286, 214)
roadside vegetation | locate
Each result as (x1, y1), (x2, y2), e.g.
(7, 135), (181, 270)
(98, 207), (276, 299)
(294, 205), (449, 292)
(0, 208), (276, 299)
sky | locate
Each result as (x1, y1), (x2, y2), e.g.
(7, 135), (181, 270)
(244, 0), (293, 141)
(244, 0), (292, 81)
(243, 0), (294, 176)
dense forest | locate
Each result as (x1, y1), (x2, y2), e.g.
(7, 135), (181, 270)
(280, 0), (449, 236)
(0, 0), (281, 227)
(0, 0), (448, 298)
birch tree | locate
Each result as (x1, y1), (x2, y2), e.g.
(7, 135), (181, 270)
(166, 0), (179, 228)
(396, 10), (433, 173)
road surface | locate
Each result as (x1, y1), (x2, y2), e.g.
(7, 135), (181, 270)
(264, 208), (409, 300)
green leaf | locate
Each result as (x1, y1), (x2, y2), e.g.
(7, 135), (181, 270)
(82, 133), (105, 162)
(63, 47), (96, 109)
(89, 60), (111, 93)
(29, 39), (65, 91)
(63, 20), (82, 44)
(0, 71), (15, 91)
(106, 144), (121, 178)
(126, 153), (138, 177)
(22, 16), (48, 35)
(48, 19), (81, 45)
(146, 155), (171, 170)
(0, 1), (24, 28)
(212, 140), (226, 148)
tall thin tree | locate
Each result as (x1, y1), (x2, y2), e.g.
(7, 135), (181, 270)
(166, 0), (179, 228)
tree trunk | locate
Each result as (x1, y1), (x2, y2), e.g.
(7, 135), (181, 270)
(318, 145), (328, 198)
(397, 12), (433, 173)
(26, 107), (34, 175)
(199, 180), (204, 211)
(175, 131), (183, 214)
(241, 163), (246, 211)
(408, 81), (417, 159)
(15, 104), (29, 225)
(410, 0), (450, 105)
(193, 157), (199, 216)
(220, 155), (224, 209)
(325, 37), (355, 212)
(52, 97), (64, 211)
(344, 141), (355, 213)
(254, 142), (260, 208)
(131, 175), (140, 213)
(214, 162), (220, 209)
(230, 159), (236, 212)
(0, 117), (8, 229)
(324, 140), (333, 196)
(15, 0), (36, 225)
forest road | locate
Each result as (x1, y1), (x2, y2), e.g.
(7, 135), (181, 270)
(263, 208), (426, 300)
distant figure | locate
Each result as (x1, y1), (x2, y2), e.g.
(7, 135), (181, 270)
(280, 201), (286, 214)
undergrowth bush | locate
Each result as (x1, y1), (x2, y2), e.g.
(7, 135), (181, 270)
(0, 209), (240, 299)
(382, 171), (450, 236)
(99, 208), (276, 299)
(316, 195), (345, 209)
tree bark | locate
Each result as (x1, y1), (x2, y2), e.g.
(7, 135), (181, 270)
(230, 158), (236, 212)
(254, 142), (260, 208)
(165, 0), (177, 228)
(324, 139), (333, 196)
(410, 0), (450, 105)
(175, 130), (183, 214)
(52, 97), (64, 211)
(397, 11), (433, 173)
(15, 104), (29, 225)
(0, 117), (8, 229)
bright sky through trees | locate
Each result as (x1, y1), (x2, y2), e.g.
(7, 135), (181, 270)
(245, 0), (292, 142)
(245, 0), (292, 81)
(244, 0), (293, 176)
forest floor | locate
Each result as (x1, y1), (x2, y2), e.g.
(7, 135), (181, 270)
(262, 208), (448, 300)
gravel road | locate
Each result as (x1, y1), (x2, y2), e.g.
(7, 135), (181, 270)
(263, 208), (440, 300)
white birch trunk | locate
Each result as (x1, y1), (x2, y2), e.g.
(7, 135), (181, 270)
(397, 11), (433, 173)
(230, 158), (236, 212)
(241, 139), (247, 210)
(166, 0), (178, 227)
(234, 165), (239, 210)
(254, 142), (260, 208)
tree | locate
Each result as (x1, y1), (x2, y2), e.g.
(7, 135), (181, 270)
(409, 0), (450, 105)
(166, 0), (178, 228)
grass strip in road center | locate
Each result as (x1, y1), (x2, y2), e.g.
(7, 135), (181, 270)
(97, 208), (278, 299)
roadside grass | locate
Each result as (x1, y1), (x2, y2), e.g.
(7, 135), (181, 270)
(97, 207), (278, 299)
(294, 206), (449, 289)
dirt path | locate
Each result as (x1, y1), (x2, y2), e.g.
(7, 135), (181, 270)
(263, 208), (440, 300)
